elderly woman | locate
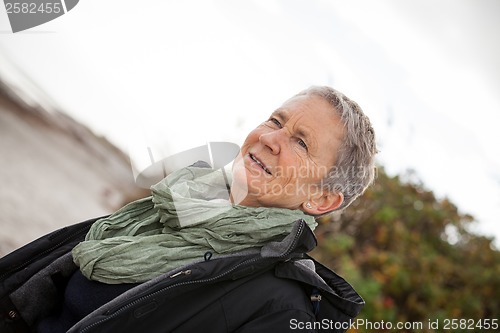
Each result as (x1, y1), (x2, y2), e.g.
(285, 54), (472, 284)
(1, 86), (377, 333)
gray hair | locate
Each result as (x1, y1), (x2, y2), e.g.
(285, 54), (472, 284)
(295, 86), (378, 212)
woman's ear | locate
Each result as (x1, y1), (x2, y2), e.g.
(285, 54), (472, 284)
(302, 190), (343, 215)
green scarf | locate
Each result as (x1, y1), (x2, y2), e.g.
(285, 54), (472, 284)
(72, 165), (317, 284)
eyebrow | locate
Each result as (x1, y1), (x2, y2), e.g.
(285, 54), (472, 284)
(272, 109), (313, 144)
(272, 108), (287, 121)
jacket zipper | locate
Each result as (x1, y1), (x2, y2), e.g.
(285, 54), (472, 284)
(79, 256), (264, 333)
(78, 220), (306, 333)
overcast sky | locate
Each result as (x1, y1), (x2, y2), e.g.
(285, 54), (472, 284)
(1, 0), (499, 246)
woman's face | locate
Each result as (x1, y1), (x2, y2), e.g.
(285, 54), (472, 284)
(231, 94), (345, 213)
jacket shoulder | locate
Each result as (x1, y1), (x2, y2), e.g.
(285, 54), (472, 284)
(275, 255), (365, 328)
(0, 217), (101, 294)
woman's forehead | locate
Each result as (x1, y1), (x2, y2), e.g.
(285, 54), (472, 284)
(274, 95), (341, 130)
(277, 94), (332, 114)
(274, 94), (345, 162)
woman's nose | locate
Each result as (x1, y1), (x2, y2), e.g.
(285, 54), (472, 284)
(259, 129), (286, 154)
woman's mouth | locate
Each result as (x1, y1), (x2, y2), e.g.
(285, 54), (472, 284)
(249, 153), (272, 175)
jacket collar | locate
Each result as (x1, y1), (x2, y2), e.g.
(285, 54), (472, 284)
(260, 219), (317, 258)
(267, 222), (365, 319)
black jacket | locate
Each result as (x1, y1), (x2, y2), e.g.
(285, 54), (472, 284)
(0, 217), (364, 333)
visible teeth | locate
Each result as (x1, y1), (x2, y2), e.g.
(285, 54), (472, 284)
(250, 154), (271, 174)
(251, 154), (262, 166)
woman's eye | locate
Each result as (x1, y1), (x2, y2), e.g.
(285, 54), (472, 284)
(298, 139), (308, 150)
(269, 118), (282, 128)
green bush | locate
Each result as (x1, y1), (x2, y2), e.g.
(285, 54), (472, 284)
(310, 167), (500, 332)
